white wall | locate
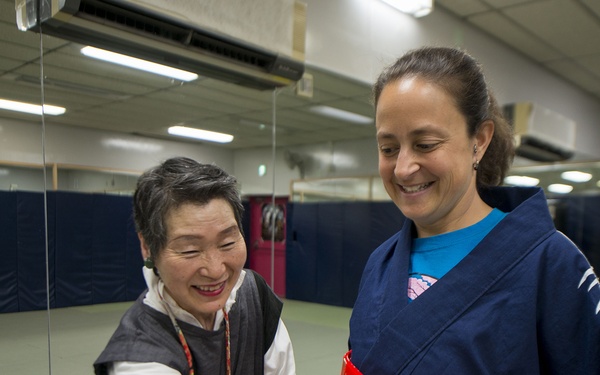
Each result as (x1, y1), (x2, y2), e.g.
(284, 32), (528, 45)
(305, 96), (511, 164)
(0, 118), (234, 173)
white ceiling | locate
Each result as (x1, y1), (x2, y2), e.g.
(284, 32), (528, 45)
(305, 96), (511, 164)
(0, 0), (598, 152)
(437, 0), (600, 102)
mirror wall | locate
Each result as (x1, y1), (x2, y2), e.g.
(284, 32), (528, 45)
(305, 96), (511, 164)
(0, 0), (377, 373)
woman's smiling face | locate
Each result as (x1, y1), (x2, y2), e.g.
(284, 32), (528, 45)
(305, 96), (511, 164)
(376, 76), (483, 236)
(144, 198), (246, 327)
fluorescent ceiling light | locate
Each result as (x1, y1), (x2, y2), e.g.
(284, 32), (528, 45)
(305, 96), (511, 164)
(168, 126), (233, 143)
(504, 175), (540, 187)
(380, 0), (433, 18)
(560, 170), (592, 183)
(309, 105), (373, 124)
(548, 183), (573, 194)
(101, 138), (163, 153)
(0, 99), (66, 115)
(81, 46), (198, 82)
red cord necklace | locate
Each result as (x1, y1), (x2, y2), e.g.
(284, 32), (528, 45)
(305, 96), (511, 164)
(160, 294), (231, 375)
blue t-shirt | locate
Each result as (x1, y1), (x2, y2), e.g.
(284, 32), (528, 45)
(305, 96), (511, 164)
(408, 208), (507, 301)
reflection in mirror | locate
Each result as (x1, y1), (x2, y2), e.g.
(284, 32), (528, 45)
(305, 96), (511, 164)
(0, 167), (49, 372)
(0, 0), (50, 372)
(2, 0), (312, 373)
(0, 163), (47, 192)
(51, 165), (140, 195)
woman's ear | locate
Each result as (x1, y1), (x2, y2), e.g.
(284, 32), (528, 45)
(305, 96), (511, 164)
(475, 120), (495, 157)
(138, 233), (151, 260)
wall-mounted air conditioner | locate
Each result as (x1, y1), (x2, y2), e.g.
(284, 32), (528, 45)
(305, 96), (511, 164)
(15, 0), (306, 90)
(503, 102), (576, 162)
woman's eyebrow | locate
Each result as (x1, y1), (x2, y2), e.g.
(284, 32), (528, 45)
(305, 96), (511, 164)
(409, 124), (447, 137)
(377, 125), (447, 141)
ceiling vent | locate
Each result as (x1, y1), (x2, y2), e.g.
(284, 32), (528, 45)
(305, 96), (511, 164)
(503, 102), (575, 162)
(16, 0), (306, 90)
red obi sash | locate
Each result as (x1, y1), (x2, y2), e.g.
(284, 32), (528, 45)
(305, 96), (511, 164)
(341, 350), (362, 375)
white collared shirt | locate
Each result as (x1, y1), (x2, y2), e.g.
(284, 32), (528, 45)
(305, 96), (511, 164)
(108, 268), (296, 374)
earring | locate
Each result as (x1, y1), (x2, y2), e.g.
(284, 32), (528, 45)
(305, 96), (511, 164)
(144, 257), (155, 269)
(473, 160), (479, 170)
(473, 144), (478, 154)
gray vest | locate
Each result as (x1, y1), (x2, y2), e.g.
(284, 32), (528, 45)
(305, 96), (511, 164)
(94, 270), (282, 375)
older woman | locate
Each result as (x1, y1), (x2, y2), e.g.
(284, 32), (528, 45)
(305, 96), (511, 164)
(344, 47), (600, 374)
(94, 157), (295, 375)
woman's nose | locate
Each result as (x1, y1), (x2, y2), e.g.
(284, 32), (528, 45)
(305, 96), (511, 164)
(394, 150), (419, 179)
(198, 251), (226, 277)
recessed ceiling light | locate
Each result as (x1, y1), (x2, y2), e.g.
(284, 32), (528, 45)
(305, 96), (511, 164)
(309, 105), (372, 124)
(0, 99), (65, 115)
(380, 0), (433, 17)
(560, 170), (592, 183)
(81, 46), (198, 82)
(547, 183), (573, 194)
(168, 126), (233, 143)
(504, 175), (540, 187)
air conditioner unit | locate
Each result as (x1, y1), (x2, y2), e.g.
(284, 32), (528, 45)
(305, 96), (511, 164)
(503, 102), (576, 162)
(15, 0), (306, 90)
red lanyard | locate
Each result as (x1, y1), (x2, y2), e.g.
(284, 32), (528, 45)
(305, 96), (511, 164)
(223, 308), (232, 373)
(161, 296), (231, 375)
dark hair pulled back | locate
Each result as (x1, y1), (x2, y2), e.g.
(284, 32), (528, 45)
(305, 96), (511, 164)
(373, 47), (515, 188)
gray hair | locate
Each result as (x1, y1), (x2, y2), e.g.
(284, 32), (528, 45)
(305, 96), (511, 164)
(133, 157), (244, 260)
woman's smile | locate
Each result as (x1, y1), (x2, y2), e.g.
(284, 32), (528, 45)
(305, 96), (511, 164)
(193, 281), (227, 297)
(399, 181), (434, 194)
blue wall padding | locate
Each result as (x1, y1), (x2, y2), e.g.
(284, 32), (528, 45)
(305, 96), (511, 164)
(562, 196), (600, 272)
(125, 216), (145, 300)
(285, 203), (319, 302)
(2, 191), (599, 314)
(286, 201), (405, 308)
(46, 193), (56, 309)
(341, 202), (371, 307)
(92, 195), (131, 304)
(580, 196), (600, 272)
(0, 192), (19, 312)
(16, 192), (48, 311)
(53, 192), (94, 308)
(316, 203), (345, 305)
(0, 191), (144, 313)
